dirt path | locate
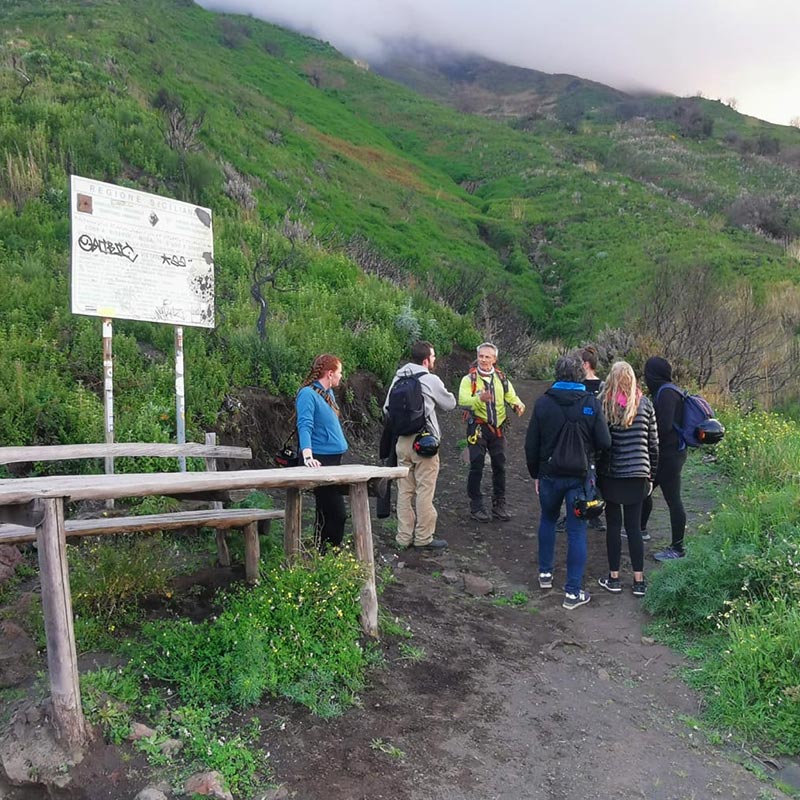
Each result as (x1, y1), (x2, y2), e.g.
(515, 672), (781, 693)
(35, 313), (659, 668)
(3, 380), (793, 800)
(268, 379), (789, 800)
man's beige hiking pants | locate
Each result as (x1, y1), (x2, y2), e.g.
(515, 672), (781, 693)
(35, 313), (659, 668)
(395, 434), (441, 547)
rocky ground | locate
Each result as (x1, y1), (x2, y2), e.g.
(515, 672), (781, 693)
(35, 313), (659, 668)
(2, 378), (799, 800)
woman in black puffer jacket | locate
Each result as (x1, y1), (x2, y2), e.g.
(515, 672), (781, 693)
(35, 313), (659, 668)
(597, 361), (659, 597)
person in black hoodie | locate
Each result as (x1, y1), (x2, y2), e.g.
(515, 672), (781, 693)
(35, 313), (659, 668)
(525, 355), (611, 610)
(641, 356), (687, 560)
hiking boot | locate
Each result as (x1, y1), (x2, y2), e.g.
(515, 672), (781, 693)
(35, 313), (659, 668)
(632, 580), (647, 597)
(562, 589), (591, 610)
(588, 516), (606, 531)
(598, 575), (622, 593)
(470, 507), (491, 523)
(491, 501), (512, 522)
(538, 571), (553, 589)
(414, 538), (448, 550)
(653, 546), (685, 561)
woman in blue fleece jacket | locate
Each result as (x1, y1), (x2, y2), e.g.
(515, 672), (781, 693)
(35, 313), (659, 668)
(296, 353), (349, 551)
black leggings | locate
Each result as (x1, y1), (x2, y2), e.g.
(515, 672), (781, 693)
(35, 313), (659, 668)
(314, 453), (347, 551)
(605, 501), (644, 572)
(641, 450), (687, 550)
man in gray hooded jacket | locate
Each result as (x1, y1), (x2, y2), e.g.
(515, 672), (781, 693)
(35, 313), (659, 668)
(383, 341), (456, 550)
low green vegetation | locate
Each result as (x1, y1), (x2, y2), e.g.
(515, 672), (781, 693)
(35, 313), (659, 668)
(645, 408), (800, 753)
(70, 541), (372, 796)
(1, 0), (799, 452)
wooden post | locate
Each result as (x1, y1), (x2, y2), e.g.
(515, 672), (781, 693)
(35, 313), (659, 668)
(284, 488), (302, 561)
(350, 482), (378, 638)
(36, 498), (87, 749)
(204, 433), (230, 567)
(243, 521), (260, 584)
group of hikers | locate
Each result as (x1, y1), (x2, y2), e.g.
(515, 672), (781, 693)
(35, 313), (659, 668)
(294, 341), (690, 611)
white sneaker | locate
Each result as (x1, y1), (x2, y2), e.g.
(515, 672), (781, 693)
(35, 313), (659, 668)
(538, 572), (553, 589)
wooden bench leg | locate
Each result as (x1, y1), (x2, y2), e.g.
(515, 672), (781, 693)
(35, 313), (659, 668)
(243, 522), (260, 584)
(284, 488), (302, 562)
(350, 482), (378, 638)
(37, 498), (87, 750)
(216, 530), (230, 567)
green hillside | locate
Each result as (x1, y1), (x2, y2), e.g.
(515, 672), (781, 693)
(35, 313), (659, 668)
(1, 0), (798, 449)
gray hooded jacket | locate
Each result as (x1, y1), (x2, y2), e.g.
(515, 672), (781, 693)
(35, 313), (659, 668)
(383, 363), (456, 441)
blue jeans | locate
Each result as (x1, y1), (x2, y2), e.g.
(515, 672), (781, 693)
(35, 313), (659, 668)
(537, 476), (588, 595)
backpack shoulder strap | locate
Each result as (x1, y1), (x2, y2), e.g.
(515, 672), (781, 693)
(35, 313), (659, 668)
(655, 382), (684, 401)
(311, 384), (340, 416)
(495, 368), (509, 393)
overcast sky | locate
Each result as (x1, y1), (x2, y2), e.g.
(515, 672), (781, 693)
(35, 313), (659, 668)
(198, 0), (799, 126)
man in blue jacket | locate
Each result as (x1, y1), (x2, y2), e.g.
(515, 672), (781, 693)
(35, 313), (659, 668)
(525, 355), (611, 610)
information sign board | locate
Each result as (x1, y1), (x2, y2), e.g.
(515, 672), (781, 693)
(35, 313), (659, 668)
(70, 176), (215, 328)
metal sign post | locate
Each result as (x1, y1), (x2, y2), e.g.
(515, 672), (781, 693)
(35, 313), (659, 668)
(102, 318), (115, 508)
(175, 326), (186, 472)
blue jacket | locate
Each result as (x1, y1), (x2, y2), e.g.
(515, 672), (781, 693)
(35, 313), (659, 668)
(296, 383), (348, 455)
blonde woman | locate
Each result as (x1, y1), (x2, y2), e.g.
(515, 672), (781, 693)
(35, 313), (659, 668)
(597, 361), (659, 596)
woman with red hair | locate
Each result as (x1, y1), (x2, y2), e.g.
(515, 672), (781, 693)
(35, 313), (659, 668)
(296, 354), (349, 551)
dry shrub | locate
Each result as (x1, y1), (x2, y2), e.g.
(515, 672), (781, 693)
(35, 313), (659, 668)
(639, 263), (800, 407)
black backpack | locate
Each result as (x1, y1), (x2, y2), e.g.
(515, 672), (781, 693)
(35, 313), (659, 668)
(387, 372), (428, 435)
(548, 399), (590, 477)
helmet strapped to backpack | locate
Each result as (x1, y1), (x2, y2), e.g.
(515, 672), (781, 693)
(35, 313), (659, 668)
(573, 466), (605, 519)
(696, 418), (725, 444)
(413, 431), (439, 457)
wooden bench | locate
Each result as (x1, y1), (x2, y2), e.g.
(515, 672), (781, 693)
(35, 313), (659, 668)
(0, 436), (284, 584)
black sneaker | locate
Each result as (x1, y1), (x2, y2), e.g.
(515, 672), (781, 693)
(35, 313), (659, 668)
(632, 580), (647, 597)
(653, 546), (685, 561)
(491, 501), (511, 522)
(598, 575), (622, 593)
(470, 508), (491, 523)
(538, 571), (553, 589)
(562, 589), (591, 610)
(414, 538), (448, 550)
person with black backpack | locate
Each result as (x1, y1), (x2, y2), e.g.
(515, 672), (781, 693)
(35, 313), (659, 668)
(641, 356), (688, 561)
(383, 341), (456, 550)
(525, 354), (611, 610)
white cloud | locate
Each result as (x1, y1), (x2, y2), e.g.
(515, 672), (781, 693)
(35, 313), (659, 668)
(198, 0), (800, 125)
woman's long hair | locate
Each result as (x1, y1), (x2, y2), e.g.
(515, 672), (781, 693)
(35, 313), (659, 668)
(301, 354), (341, 389)
(600, 361), (640, 428)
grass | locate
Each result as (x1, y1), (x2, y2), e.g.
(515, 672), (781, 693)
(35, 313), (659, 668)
(370, 738), (406, 760)
(397, 643), (426, 662)
(1, 0), (798, 453)
(29, 540), (370, 796)
(645, 405), (800, 755)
